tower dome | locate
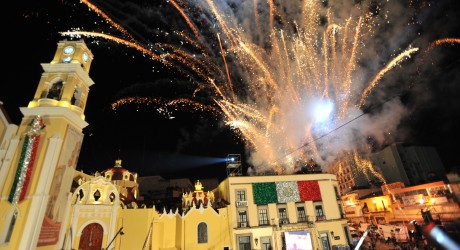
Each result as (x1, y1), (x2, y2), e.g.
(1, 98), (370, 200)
(100, 159), (137, 182)
(99, 159), (140, 206)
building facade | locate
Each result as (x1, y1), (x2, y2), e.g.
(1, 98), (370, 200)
(370, 143), (447, 186)
(214, 174), (352, 250)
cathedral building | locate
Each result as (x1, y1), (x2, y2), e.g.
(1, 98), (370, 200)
(0, 40), (353, 250)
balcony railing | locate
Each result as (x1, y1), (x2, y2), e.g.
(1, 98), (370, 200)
(279, 218), (289, 225)
(297, 216), (308, 223)
(238, 222), (248, 228)
(316, 216), (325, 221)
(236, 201), (248, 207)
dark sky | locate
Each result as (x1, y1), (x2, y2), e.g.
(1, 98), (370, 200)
(3, 0), (460, 180)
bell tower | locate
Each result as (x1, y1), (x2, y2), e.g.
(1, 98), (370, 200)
(0, 40), (94, 249)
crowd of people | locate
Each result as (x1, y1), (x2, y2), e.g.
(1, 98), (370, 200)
(359, 228), (437, 250)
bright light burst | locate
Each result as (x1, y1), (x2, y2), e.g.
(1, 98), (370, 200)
(312, 100), (334, 124)
(63, 0), (459, 174)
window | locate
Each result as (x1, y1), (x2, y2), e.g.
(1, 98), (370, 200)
(258, 207), (269, 225)
(93, 190), (101, 202)
(197, 222), (208, 243)
(109, 193), (116, 203)
(236, 190), (246, 201)
(334, 186), (341, 200)
(315, 204), (325, 221)
(238, 236), (251, 250)
(338, 203), (346, 219)
(320, 232), (331, 250)
(71, 87), (82, 107)
(78, 189), (84, 201)
(260, 236), (272, 250)
(296, 206), (307, 222)
(238, 210), (248, 227)
(278, 207), (289, 224)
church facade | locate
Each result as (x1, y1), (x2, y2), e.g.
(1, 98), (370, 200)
(0, 40), (351, 250)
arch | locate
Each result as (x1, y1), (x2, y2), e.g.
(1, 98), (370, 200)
(197, 222), (208, 244)
(71, 85), (83, 107)
(46, 80), (64, 100)
(77, 220), (108, 237)
(78, 222), (103, 250)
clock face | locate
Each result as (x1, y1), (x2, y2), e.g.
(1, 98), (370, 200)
(63, 46), (75, 54)
(82, 52), (89, 62)
(63, 56), (72, 63)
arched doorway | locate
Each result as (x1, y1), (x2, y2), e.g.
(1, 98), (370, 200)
(79, 223), (103, 250)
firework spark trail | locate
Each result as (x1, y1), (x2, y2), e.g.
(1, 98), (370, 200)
(157, 43), (218, 83)
(358, 47), (420, 107)
(80, 0), (136, 42)
(341, 152), (415, 227)
(352, 152), (374, 182)
(417, 38), (460, 70)
(61, 30), (226, 89)
(60, 31), (166, 63)
(111, 97), (220, 115)
(204, 0), (240, 48)
(268, 0), (275, 34)
(217, 33), (236, 102)
(67, 0), (459, 174)
(430, 38), (460, 47)
(341, 17), (363, 117)
(353, 152), (386, 185)
(169, 0), (201, 42)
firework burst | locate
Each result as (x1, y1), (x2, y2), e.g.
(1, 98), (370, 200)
(62, 0), (459, 175)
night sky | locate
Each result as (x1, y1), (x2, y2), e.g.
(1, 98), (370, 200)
(3, 0), (460, 180)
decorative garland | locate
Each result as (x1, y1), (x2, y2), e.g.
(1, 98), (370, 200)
(8, 115), (45, 204)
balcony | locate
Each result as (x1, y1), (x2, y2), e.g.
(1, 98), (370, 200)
(316, 216), (325, 221)
(239, 222), (248, 228)
(279, 218), (289, 225)
(236, 201), (248, 207)
(297, 216), (308, 223)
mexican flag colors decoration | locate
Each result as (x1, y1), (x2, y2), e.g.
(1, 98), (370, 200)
(8, 115), (45, 204)
(253, 180), (322, 204)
